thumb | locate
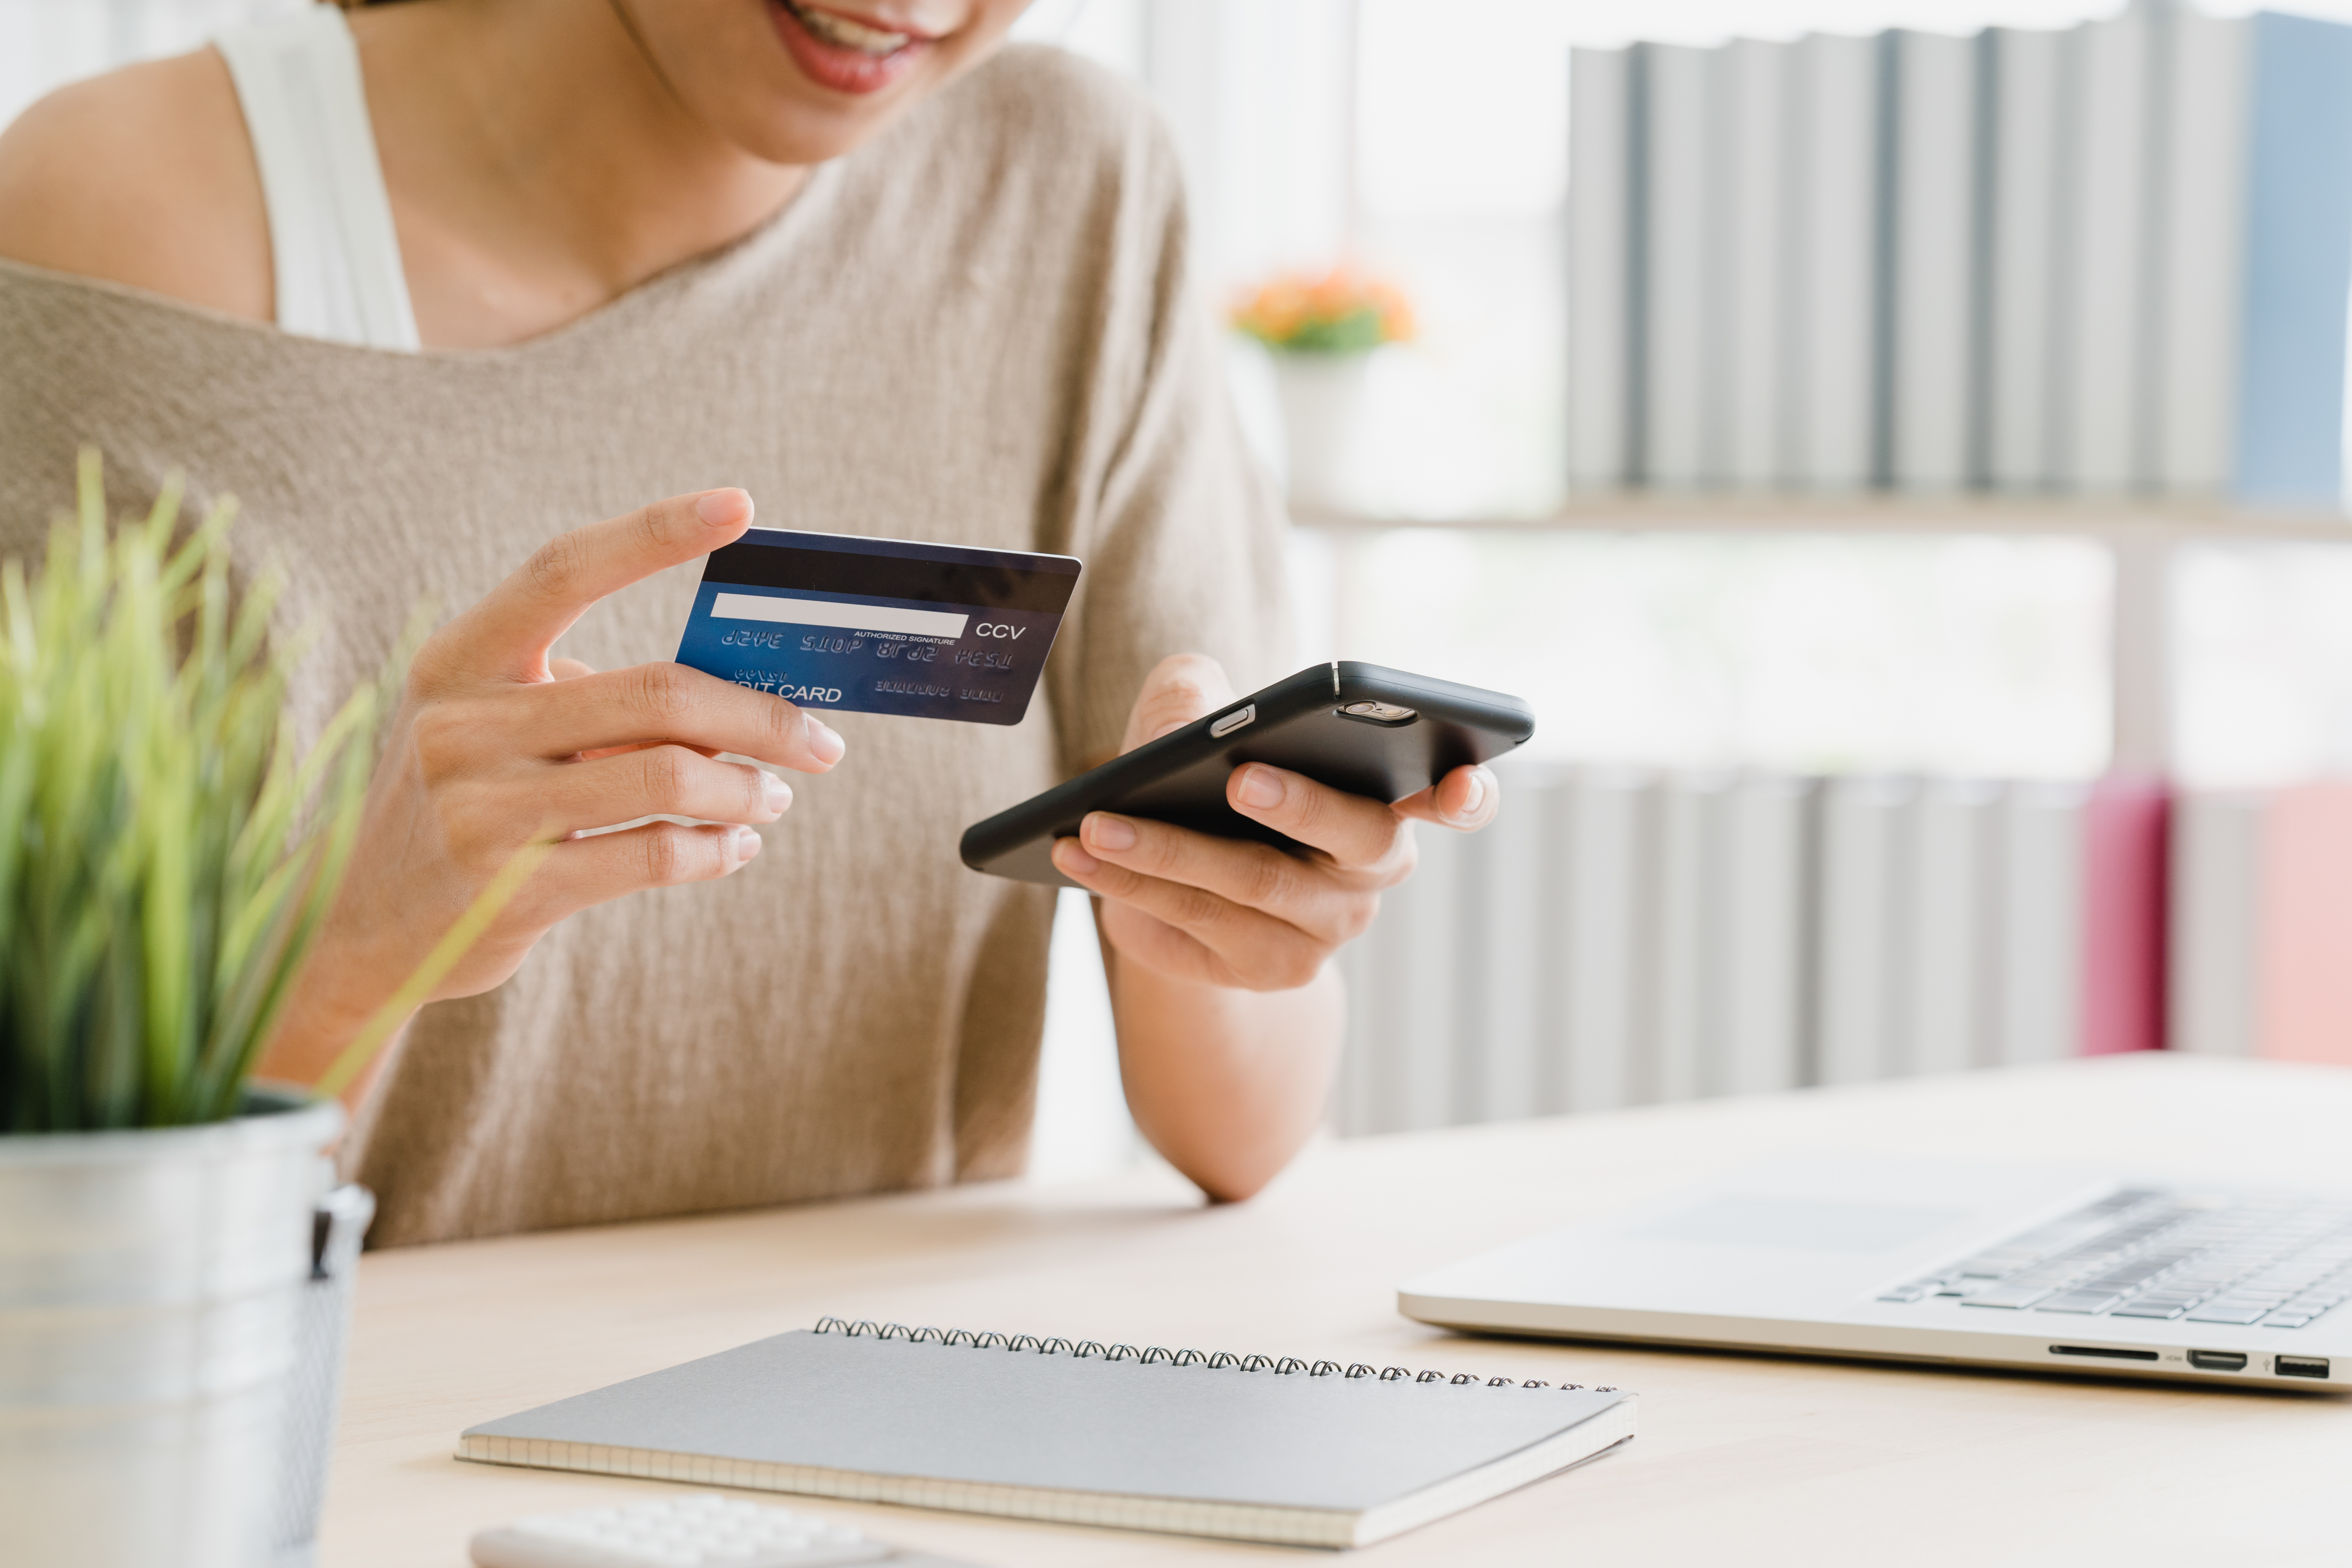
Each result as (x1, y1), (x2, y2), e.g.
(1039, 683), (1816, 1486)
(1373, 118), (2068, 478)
(1121, 653), (1237, 754)
(435, 488), (753, 681)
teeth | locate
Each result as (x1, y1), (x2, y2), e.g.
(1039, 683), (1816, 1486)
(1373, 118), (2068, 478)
(790, 2), (910, 54)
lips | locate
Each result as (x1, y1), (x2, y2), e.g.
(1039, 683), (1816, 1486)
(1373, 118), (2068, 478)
(769, 0), (930, 95)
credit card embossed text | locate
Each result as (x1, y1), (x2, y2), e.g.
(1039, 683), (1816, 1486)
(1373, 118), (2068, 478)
(674, 529), (1080, 726)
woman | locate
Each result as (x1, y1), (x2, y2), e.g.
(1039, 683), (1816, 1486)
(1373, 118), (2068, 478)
(0, 0), (1500, 1244)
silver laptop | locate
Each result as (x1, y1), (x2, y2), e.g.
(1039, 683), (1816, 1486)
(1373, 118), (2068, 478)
(1399, 1156), (2350, 1389)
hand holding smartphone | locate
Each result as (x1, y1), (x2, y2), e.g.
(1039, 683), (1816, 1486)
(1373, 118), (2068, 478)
(960, 662), (1535, 887)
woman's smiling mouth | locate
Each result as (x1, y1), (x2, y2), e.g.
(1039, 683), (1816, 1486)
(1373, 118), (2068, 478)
(769, 0), (933, 94)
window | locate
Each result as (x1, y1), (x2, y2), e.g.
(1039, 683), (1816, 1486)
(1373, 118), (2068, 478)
(0, 0), (302, 128)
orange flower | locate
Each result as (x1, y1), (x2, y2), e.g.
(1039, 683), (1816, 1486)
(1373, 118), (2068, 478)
(1230, 265), (1416, 353)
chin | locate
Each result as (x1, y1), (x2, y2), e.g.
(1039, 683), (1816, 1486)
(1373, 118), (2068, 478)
(664, 0), (1001, 164)
(647, 0), (1015, 165)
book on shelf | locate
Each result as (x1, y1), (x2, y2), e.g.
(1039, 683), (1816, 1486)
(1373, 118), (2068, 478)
(1993, 780), (2089, 1066)
(1557, 769), (1649, 1112)
(1642, 771), (1714, 1106)
(1338, 818), (1463, 1134)
(1786, 31), (1881, 492)
(1635, 41), (1714, 490)
(2170, 782), (2352, 1063)
(1983, 25), (2066, 492)
(1711, 774), (1811, 1095)
(1813, 775), (1914, 1085)
(1567, 45), (1631, 492)
(1713, 38), (1788, 488)
(2230, 12), (2352, 507)
(2169, 788), (2265, 1058)
(2152, 9), (2250, 497)
(1887, 29), (1979, 493)
(1901, 779), (1998, 1076)
(1459, 772), (1550, 1124)
(2054, 10), (2152, 495)
(2080, 774), (2169, 1057)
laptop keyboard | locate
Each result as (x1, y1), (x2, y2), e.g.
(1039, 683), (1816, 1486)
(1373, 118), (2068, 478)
(1876, 1189), (2352, 1329)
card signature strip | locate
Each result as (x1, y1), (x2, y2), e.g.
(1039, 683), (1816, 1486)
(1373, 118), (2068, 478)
(710, 592), (969, 639)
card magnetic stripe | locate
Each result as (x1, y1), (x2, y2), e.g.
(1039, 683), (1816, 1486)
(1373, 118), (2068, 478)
(702, 535), (1079, 614)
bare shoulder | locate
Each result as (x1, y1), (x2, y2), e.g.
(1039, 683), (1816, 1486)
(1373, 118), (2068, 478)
(0, 48), (269, 321)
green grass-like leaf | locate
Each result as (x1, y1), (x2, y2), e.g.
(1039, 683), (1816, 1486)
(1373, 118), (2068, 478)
(0, 452), (393, 1130)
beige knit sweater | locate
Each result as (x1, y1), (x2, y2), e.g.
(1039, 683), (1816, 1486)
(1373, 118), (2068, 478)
(0, 46), (1288, 1245)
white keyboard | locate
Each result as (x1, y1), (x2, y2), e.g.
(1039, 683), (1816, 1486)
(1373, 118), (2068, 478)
(470, 1494), (895, 1568)
(1877, 1187), (2352, 1334)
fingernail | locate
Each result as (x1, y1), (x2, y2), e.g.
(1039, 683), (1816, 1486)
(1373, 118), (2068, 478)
(1237, 765), (1285, 811)
(805, 717), (846, 766)
(761, 771), (792, 815)
(727, 825), (762, 869)
(695, 488), (753, 526)
(1054, 837), (1100, 876)
(1451, 770), (1489, 822)
(1084, 812), (1137, 852)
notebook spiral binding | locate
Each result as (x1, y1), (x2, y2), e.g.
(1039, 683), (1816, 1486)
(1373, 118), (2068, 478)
(813, 1318), (1617, 1393)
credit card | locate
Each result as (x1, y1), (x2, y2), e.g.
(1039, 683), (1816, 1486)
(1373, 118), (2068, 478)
(674, 528), (1081, 726)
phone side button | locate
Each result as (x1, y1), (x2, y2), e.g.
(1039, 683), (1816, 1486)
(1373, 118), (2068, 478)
(1210, 704), (1257, 739)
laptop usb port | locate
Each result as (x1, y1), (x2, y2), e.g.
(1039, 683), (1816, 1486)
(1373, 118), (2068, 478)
(2049, 1345), (2158, 1361)
(2187, 1350), (2247, 1372)
(2276, 1355), (2330, 1380)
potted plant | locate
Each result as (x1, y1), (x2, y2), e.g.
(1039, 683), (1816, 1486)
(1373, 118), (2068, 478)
(0, 455), (425, 1568)
(1230, 265), (1416, 515)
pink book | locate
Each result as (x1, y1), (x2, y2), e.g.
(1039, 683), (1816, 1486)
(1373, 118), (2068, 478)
(2082, 774), (2171, 1055)
(2259, 781), (2352, 1064)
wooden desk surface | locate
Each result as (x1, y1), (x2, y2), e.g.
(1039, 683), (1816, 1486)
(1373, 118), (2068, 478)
(327, 1055), (2351, 1568)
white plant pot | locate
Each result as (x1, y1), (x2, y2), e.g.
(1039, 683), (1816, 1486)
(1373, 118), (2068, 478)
(0, 1088), (343, 1568)
(1270, 350), (1375, 515)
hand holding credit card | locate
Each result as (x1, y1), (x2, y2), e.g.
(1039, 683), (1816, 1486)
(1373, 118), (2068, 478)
(674, 528), (1081, 725)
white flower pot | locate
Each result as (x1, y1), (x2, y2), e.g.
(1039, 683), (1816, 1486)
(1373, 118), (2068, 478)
(0, 1088), (343, 1568)
(1270, 350), (1376, 515)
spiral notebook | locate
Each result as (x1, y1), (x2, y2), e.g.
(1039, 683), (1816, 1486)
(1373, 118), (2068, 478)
(457, 1319), (1637, 1549)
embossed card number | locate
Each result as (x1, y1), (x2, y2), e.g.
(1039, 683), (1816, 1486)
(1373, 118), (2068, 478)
(673, 528), (1081, 727)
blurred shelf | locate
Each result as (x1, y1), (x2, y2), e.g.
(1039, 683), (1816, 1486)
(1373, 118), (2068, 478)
(1290, 491), (2352, 542)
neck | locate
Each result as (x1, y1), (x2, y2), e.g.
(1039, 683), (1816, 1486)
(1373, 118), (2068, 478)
(356, 0), (809, 348)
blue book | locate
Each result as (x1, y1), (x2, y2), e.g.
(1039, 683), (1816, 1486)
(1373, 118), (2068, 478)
(2232, 11), (2352, 508)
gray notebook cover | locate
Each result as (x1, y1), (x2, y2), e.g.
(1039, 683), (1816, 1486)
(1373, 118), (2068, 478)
(461, 1328), (1631, 1514)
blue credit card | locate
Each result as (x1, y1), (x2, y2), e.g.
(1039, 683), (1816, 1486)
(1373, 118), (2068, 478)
(674, 528), (1082, 726)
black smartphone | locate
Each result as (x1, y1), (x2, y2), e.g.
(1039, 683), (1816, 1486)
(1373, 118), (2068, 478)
(959, 662), (1535, 887)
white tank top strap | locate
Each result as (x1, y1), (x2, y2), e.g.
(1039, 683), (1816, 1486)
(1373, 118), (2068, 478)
(214, 5), (421, 352)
